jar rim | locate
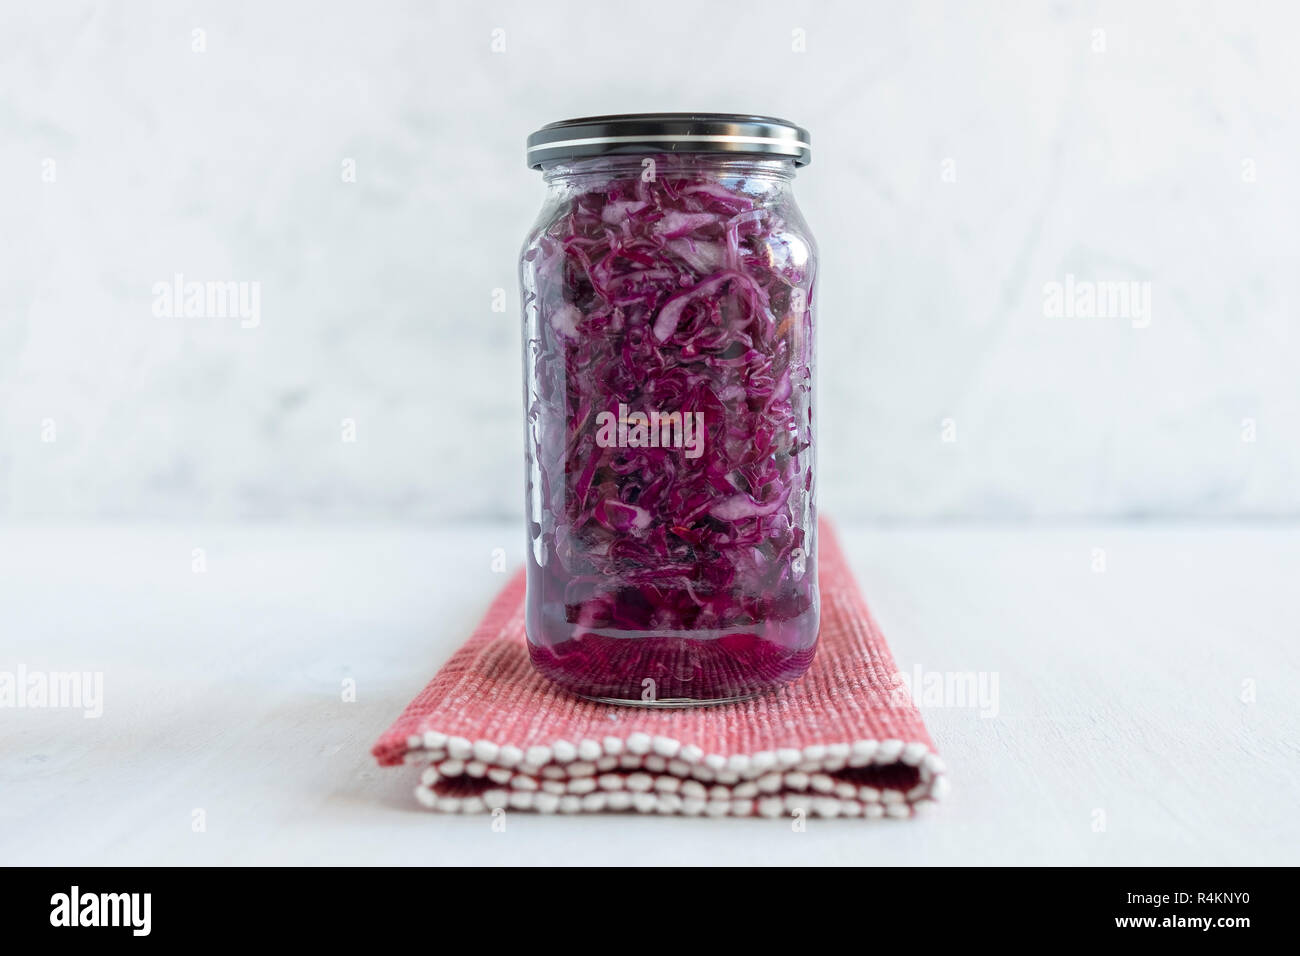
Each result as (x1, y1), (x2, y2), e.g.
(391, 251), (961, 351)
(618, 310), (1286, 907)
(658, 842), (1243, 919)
(526, 113), (811, 170)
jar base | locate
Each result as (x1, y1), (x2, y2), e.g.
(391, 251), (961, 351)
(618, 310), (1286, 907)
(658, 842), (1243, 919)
(575, 691), (766, 708)
(526, 633), (817, 707)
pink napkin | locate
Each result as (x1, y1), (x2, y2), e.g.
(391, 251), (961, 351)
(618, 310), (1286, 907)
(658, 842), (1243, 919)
(373, 520), (947, 818)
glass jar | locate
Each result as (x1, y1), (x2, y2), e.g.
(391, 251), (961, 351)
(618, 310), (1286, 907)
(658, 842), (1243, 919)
(519, 114), (818, 705)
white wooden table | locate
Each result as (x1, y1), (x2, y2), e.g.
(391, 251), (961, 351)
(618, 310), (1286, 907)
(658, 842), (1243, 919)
(2, 522), (1296, 865)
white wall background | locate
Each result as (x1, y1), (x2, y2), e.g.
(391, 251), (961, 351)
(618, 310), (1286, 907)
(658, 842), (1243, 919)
(2, 0), (1297, 523)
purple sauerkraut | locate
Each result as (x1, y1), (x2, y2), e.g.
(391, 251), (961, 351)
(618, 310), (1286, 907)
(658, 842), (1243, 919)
(521, 156), (817, 702)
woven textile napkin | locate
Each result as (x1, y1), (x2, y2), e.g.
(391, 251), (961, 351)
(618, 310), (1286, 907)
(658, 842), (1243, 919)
(373, 520), (947, 819)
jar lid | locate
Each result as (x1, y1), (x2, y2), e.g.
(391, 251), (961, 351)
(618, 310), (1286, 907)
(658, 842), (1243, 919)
(526, 113), (811, 170)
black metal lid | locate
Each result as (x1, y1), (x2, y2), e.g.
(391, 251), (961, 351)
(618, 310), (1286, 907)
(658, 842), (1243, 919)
(526, 113), (811, 170)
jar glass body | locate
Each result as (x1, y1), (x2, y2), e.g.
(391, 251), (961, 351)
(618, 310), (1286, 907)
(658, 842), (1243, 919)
(519, 153), (818, 704)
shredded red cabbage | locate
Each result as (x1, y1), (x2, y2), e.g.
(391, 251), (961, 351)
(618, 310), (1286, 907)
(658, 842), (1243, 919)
(522, 156), (818, 701)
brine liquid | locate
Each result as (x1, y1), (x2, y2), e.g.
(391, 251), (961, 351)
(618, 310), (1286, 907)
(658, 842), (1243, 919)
(525, 563), (819, 704)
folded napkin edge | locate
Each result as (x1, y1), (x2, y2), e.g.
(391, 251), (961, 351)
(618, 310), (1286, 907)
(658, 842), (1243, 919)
(386, 729), (949, 819)
(386, 729), (945, 778)
(400, 731), (949, 818)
